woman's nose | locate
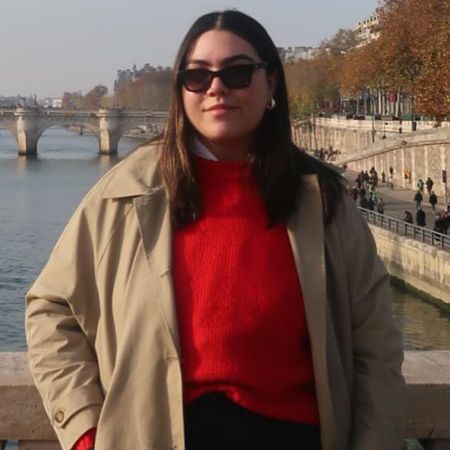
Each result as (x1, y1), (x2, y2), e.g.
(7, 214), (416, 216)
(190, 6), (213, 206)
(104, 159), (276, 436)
(206, 75), (229, 96)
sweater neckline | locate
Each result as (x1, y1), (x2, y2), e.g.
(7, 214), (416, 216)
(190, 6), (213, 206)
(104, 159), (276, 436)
(193, 154), (253, 182)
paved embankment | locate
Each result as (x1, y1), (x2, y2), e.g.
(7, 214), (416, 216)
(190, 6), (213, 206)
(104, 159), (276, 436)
(344, 169), (450, 303)
(345, 169), (448, 230)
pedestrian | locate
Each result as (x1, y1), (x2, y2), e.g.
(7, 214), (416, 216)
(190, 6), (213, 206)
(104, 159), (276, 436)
(381, 171), (386, 183)
(417, 178), (425, 193)
(372, 169), (378, 187)
(414, 190), (423, 210)
(388, 173), (394, 189)
(355, 171), (363, 189)
(426, 177), (434, 194)
(350, 185), (358, 202)
(404, 210), (414, 224)
(443, 210), (450, 235)
(416, 208), (426, 227)
(359, 197), (370, 209)
(369, 185), (378, 204)
(25, 10), (404, 450)
(429, 191), (437, 213)
(369, 167), (378, 188)
(377, 197), (385, 214)
(358, 186), (366, 199)
(363, 170), (370, 186)
(434, 213), (445, 234)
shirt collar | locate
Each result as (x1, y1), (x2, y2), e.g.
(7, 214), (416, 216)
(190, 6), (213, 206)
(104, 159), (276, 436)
(192, 137), (218, 161)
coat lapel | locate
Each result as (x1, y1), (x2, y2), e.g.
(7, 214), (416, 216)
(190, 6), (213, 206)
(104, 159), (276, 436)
(287, 174), (334, 429)
(133, 187), (180, 355)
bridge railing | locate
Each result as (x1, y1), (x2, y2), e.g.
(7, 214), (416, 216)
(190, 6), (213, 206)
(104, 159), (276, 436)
(1, 351), (450, 449)
(359, 207), (450, 251)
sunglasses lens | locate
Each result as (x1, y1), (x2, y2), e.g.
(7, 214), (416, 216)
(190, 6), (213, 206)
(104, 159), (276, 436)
(180, 69), (212, 93)
(220, 65), (253, 89)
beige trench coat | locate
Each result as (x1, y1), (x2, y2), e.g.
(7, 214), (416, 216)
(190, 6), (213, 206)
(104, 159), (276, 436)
(25, 144), (404, 450)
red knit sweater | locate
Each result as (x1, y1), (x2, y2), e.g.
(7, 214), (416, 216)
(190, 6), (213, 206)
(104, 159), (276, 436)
(72, 427), (96, 450)
(73, 155), (319, 448)
(172, 156), (319, 425)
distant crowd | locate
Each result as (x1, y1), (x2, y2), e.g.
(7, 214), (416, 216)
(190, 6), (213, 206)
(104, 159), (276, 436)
(348, 167), (450, 235)
(313, 145), (341, 162)
(349, 167), (386, 214)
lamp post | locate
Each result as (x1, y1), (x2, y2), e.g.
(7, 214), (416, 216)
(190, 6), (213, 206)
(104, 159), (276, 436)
(411, 94), (417, 131)
(443, 170), (448, 208)
(371, 91), (376, 143)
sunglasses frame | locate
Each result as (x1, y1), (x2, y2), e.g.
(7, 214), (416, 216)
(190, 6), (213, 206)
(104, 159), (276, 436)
(178, 62), (268, 93)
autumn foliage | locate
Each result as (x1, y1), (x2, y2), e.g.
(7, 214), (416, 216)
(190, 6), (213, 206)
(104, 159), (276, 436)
(114, 67), (172, 110)
(62, 67), (173, 111)
(285, 29), (358, 118)
(286, 0), (450, 120)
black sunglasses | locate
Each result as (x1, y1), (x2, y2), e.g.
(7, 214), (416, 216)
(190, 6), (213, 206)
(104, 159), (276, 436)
(178, 62), (268, 93)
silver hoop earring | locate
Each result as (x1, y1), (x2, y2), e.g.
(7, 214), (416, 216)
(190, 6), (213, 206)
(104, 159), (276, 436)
(267, 98), (276, 110)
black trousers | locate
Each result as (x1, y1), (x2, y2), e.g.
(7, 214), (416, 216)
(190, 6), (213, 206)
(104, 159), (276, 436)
(184, 393), (322, 450)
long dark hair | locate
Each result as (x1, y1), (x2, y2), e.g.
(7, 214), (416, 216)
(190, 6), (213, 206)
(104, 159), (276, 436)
(160, 9), (344, 228)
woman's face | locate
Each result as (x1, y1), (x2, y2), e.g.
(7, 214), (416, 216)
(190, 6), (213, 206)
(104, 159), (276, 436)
(181, 30), (275, 160)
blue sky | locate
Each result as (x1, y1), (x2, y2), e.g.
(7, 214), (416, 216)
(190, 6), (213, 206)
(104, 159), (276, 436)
(0, 0), (379, 98)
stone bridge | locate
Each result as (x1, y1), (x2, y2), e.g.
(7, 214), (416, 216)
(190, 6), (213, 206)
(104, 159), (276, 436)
(0, 108), (168, 155)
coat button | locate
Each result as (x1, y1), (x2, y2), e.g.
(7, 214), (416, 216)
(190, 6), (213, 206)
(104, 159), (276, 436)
(54, 410), (64, 424)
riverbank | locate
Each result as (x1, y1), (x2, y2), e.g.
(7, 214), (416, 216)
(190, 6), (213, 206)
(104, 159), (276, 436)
(64, 124), (158, 140)
(370, 224), (450, 303)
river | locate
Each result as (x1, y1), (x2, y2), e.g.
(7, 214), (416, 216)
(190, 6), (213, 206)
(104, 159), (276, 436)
(1, 127), (450, 353)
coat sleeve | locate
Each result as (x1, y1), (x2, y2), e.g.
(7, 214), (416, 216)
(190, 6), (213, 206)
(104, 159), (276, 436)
(25, 195), (105, 450)
(336, 195), (404, 450)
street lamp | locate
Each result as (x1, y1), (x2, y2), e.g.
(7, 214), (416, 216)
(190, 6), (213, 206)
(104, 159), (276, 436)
(371, 92), (375, 143)
(443, 170), (448, 208)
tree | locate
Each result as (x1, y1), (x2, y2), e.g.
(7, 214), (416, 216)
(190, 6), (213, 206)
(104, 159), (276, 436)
(319, 28), (361, 56)
(83, 85), (108, 109)
(336, 0), (450, 121)
(61, 91), (83, 109)
(375, 0), (450, 120)
(113, 66), (172, 110)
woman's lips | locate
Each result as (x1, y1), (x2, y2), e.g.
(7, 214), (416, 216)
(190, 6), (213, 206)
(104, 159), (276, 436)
(205, 104), (238, 117)
(206, 104), (237, 111)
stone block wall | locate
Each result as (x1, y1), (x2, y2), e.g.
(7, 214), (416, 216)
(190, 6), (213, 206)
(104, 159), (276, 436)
(370, 225), (450, 303)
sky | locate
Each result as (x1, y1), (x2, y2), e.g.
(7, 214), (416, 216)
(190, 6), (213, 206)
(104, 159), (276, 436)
(0, 0), (379, 98)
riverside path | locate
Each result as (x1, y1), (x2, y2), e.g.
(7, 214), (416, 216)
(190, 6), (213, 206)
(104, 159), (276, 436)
(345, 169), (448, 231)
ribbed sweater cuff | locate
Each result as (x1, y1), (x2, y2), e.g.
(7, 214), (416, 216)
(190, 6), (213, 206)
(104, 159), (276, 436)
(71, 427), (96, 450)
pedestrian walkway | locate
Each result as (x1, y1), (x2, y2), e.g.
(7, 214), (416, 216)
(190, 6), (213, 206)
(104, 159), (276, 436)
(345, 170), (448, 231)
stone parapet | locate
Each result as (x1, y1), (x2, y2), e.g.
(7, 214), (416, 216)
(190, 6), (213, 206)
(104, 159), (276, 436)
(2, 352), (450, 448)
(370, 225), (450, 303)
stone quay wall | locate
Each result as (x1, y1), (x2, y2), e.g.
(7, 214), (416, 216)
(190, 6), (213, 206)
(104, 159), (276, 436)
(370, 225), (450, 304)
(292, 118), (450, 199)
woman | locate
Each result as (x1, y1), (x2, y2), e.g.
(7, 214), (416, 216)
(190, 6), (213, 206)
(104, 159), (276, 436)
(429, 190), (437, 212)
(25, 10), (404, 450)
